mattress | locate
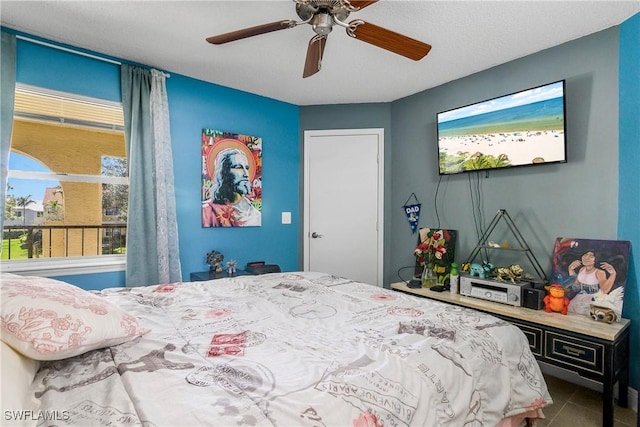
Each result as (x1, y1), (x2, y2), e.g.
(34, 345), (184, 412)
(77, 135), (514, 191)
(28, 271), (551, 426)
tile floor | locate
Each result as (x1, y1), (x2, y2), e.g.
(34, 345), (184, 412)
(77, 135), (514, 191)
(540, 374), (637, 426)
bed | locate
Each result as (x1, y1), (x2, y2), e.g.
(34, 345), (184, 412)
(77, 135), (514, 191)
(1, 271), (552, 426)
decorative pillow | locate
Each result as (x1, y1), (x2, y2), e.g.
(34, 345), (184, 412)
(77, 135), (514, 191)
(0, 276), (148, 361)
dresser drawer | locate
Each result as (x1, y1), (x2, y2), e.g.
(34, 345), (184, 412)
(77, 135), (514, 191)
(544, 331), (604, 375)
(511, 321), (543, 357)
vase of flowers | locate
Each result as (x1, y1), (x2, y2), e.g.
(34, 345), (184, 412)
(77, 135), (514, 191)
(421, 261), (437, 288)
(206, 250), (225, 274)
(414, 228), (449, 288)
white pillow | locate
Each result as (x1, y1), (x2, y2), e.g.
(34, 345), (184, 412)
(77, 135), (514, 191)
(0, 276), (148, 361)
(0, 341), (40, 426)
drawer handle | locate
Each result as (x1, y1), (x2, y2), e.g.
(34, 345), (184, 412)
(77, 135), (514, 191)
(563, 346), (585, 357)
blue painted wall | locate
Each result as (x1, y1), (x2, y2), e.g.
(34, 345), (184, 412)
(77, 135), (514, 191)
(167, 74), (300, 276)
(618, 12), (640, 391)
(51, 271), (126, 291)
(12, 32), (300, 287)
(16, 39), (121, 101)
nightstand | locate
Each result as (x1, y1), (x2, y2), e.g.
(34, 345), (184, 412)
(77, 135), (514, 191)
(189, 269), (252, 282)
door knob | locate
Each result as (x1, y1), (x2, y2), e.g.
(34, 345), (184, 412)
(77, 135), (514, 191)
(311, 232), (323, 238)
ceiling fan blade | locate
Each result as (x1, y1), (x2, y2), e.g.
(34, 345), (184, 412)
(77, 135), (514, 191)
(206, 20), (296, 45)
(303, 35), (327, 78)
(344, 0), (379, 11)
(348, 21), (431, 61)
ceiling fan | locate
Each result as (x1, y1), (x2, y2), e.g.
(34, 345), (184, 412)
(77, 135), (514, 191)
(205, 0), (432, 78)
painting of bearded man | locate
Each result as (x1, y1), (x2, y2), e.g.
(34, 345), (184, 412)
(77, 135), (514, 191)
(201, 129), (262, 227)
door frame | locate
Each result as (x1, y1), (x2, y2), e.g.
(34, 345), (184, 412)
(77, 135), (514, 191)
(303, 128), (384, 286)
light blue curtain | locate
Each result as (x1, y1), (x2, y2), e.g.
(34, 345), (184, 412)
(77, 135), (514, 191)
(149, 69), (182, 284)
(121, 64), (181, 286)
(0, 32), (17, 243)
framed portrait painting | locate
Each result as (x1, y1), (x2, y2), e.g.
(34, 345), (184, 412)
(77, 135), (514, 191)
(550, 237), (630, 320)
(201, 129), (262, 227)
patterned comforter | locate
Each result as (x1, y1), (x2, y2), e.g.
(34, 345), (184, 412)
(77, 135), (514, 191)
(33, 272), (551, 426)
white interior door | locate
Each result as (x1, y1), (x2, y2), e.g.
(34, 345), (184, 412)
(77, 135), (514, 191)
(303, 129), (384, 286)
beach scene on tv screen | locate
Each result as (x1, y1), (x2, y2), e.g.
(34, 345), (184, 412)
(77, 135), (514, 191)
(438, 81), (565, 174)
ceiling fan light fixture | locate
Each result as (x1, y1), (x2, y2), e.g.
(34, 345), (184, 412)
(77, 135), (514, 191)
(311, 12), (334, 36)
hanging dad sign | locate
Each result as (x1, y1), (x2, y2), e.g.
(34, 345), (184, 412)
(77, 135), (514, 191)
(402, 193), (421, 234)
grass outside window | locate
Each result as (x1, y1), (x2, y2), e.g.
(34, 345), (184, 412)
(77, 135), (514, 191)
(1, 239), (28, 260)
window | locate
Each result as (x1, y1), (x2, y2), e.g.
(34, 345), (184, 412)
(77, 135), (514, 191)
(2, 84), (128, 275)
(104, 207), (121, 217)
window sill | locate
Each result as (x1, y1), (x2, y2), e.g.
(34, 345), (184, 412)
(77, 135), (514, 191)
(0, 255), (125, 277)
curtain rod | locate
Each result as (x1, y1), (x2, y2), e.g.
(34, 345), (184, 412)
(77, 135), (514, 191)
(16, 34), (170, 77)
(16, 35), (121, 65)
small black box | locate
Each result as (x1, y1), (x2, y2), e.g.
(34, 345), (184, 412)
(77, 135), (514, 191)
(246, 264), (281, 275)
(407, 277), (422, 288)
(522, 287), (546, 310)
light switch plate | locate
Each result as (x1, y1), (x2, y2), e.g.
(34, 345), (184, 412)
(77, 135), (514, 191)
(281, 211), (292, 224)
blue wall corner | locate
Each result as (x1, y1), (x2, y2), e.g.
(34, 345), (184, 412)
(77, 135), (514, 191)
(618, 12), (640, 390)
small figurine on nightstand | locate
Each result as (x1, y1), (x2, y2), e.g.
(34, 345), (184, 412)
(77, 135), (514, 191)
(226, 260), (237, 276)
(206, 250), (224, 274)
(589, 304), (618, 323)
(544, 284), (570, 315)
(469, 261), (494, 279)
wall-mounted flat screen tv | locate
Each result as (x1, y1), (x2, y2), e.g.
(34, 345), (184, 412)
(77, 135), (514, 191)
(437, 80), (567, 175)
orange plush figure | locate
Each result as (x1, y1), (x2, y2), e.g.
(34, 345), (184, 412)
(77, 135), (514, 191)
(543, 284), (570, 315)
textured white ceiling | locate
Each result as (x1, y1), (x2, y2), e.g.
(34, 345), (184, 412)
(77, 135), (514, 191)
(2, 1), (639, 106)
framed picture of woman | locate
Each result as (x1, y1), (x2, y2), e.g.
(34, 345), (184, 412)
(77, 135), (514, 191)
(550, 237), (631, 320)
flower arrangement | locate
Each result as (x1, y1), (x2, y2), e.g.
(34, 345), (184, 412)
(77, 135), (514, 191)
(206, 250), (225, 273)
(414, 228), (448, 268)
(414, 228), (457, 288)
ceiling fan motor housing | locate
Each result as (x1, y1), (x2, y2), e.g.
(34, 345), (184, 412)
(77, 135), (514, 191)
(297, 0), (351, 36)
